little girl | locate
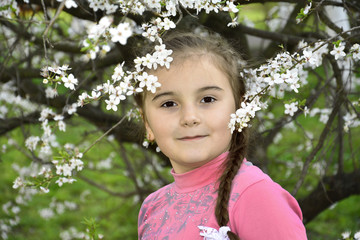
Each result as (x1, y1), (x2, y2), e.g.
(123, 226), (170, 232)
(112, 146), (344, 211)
(135, 32), (307, 240)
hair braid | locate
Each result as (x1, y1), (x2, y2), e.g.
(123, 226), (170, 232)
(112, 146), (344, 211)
(215, 129), (249, 240)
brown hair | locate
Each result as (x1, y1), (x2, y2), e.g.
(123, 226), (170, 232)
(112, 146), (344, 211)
(134, 32), (248, 240)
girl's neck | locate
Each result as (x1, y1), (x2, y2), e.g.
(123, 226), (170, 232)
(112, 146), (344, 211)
(171, 152), (228, 193)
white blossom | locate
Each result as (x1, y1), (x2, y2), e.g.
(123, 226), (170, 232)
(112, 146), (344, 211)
(105, 95), (121, 111)
(227, 17), (239, 28)
(160, 18), (176, 30)
(223, 1), (238, 13)
(303, 106), (309, 117)
(60, 227), (86, 240)
(342, 231), (351, 239)
(45, 87), (58, 99)
(25, 136), (40, 151)
(354, 231), (360, 240)
(58, 121), (66, 131)
(38, 167), (52, 178)
(330, 43), (346, 60)
(62, 164), (73, 177)
(12, 177), (24, 189)
(40, 186), (50, 193)
(109, 22), (133, 45)
(56, 177), (76, 187)
(343, 112), (360, 132)
(142, 140), (149, 148)
(70, 158), (84, 171)
(39, 108), (55, 122)
(77, 92), (89, 107)
(284, 102), (298, 116)
(112, 62), (125, 82)
(301, 41), (328, 68)
(228, 97), (261, 133)
(137, 72), (160, 93)
(0, 105), (8, 119)
(350, 43), (360, 60)
(96, 158), (113, 170)
(303, 2), (312, 15)
(47, 66), (63, 75)
(146, 77), (161, 93)
(55, 164), (63, 175)
(88, 0), (106, 12)
(39, 208), (54, 219)
(89, 90), (100, 100)
(62, 74), (78, 90)
(42, 121), (52, 137)
(105, 3), (118, 14)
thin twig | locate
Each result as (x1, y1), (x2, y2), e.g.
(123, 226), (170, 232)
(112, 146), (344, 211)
(141, 147), (169, 185)
(78, 174), (138, 198)
(292, 93), (343, 196)
(42, 1), (65, 37)
(119, 142), (145, 200)
(337, 109), (344, 175)
(42, 0), (65, 61)
(40, 0), (49, 22)
(82, 115), (127, 155)
(347, 130), (360, 170)
(6, 134), (46, 165)
(311, 26), (360, 53)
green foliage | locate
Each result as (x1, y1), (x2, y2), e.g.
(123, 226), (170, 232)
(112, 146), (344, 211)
(333, 40), (342, 48)
(0, 120), (147, 239)
(264, 61), (360, 239)
(306, 195), (360, 240)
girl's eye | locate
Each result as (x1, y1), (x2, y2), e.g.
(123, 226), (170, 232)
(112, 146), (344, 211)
(201, 96), (216, 103)
(161, 101), (177, 108)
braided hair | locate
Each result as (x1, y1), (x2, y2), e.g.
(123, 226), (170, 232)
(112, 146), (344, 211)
(135, 32), (249, 240)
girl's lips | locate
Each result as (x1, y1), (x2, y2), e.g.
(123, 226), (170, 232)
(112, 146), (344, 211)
(178, 135), (207, 141)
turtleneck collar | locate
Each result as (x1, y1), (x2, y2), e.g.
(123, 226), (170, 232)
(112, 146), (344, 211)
(170, 152), (229, 193)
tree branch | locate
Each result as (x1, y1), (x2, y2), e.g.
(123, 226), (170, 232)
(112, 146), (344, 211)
(292, 90), (343, 195)
(260, 74), (332, 150)
(299, 169), (360, 224)
(0, 111), (40, 135)
(0, 18), (82, 53)
(78, 174), (148, 198)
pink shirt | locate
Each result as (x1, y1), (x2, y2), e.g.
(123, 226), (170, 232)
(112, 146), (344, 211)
(138, 152), (307, 239)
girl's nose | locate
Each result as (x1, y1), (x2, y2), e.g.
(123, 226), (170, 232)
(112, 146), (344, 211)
(180, 105), (201, 127)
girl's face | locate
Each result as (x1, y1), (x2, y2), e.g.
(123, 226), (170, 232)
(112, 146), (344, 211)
(144, 56), (236, 173)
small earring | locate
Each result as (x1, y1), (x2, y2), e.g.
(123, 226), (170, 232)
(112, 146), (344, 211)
(142, 134), (161, 153)
(142, 133), (154, 148)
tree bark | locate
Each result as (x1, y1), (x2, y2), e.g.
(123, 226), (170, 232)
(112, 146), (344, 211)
(299, 170), (360, 224)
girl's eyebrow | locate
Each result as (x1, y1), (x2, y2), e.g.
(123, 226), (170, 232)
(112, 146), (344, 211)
(198, 86), (224, 92)
(151, 85), (224, 102)
(152, 92), (174, 102)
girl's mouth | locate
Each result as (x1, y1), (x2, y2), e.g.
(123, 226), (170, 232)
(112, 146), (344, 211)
(178, 135), (207, 141)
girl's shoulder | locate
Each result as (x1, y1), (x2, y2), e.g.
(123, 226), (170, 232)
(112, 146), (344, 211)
(228, 161), (306, 239)
(142, 182), (174, 206)
(229, 160), (304, 222)
(231, 160), (272, 195)
(138, 182), (174, 226)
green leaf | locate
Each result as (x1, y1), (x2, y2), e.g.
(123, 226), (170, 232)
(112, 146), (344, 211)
(333, 39), (342, 47)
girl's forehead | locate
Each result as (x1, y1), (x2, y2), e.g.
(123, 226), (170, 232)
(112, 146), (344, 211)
(148, 57), (232, 94)
(159, 58), (215, 77)
(171, 52), (216, 66)
(154, 55), (219, 78)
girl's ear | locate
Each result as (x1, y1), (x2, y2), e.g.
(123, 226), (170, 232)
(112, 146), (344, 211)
(145, 122), (155, 141)
(140, 108), (155, 141)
